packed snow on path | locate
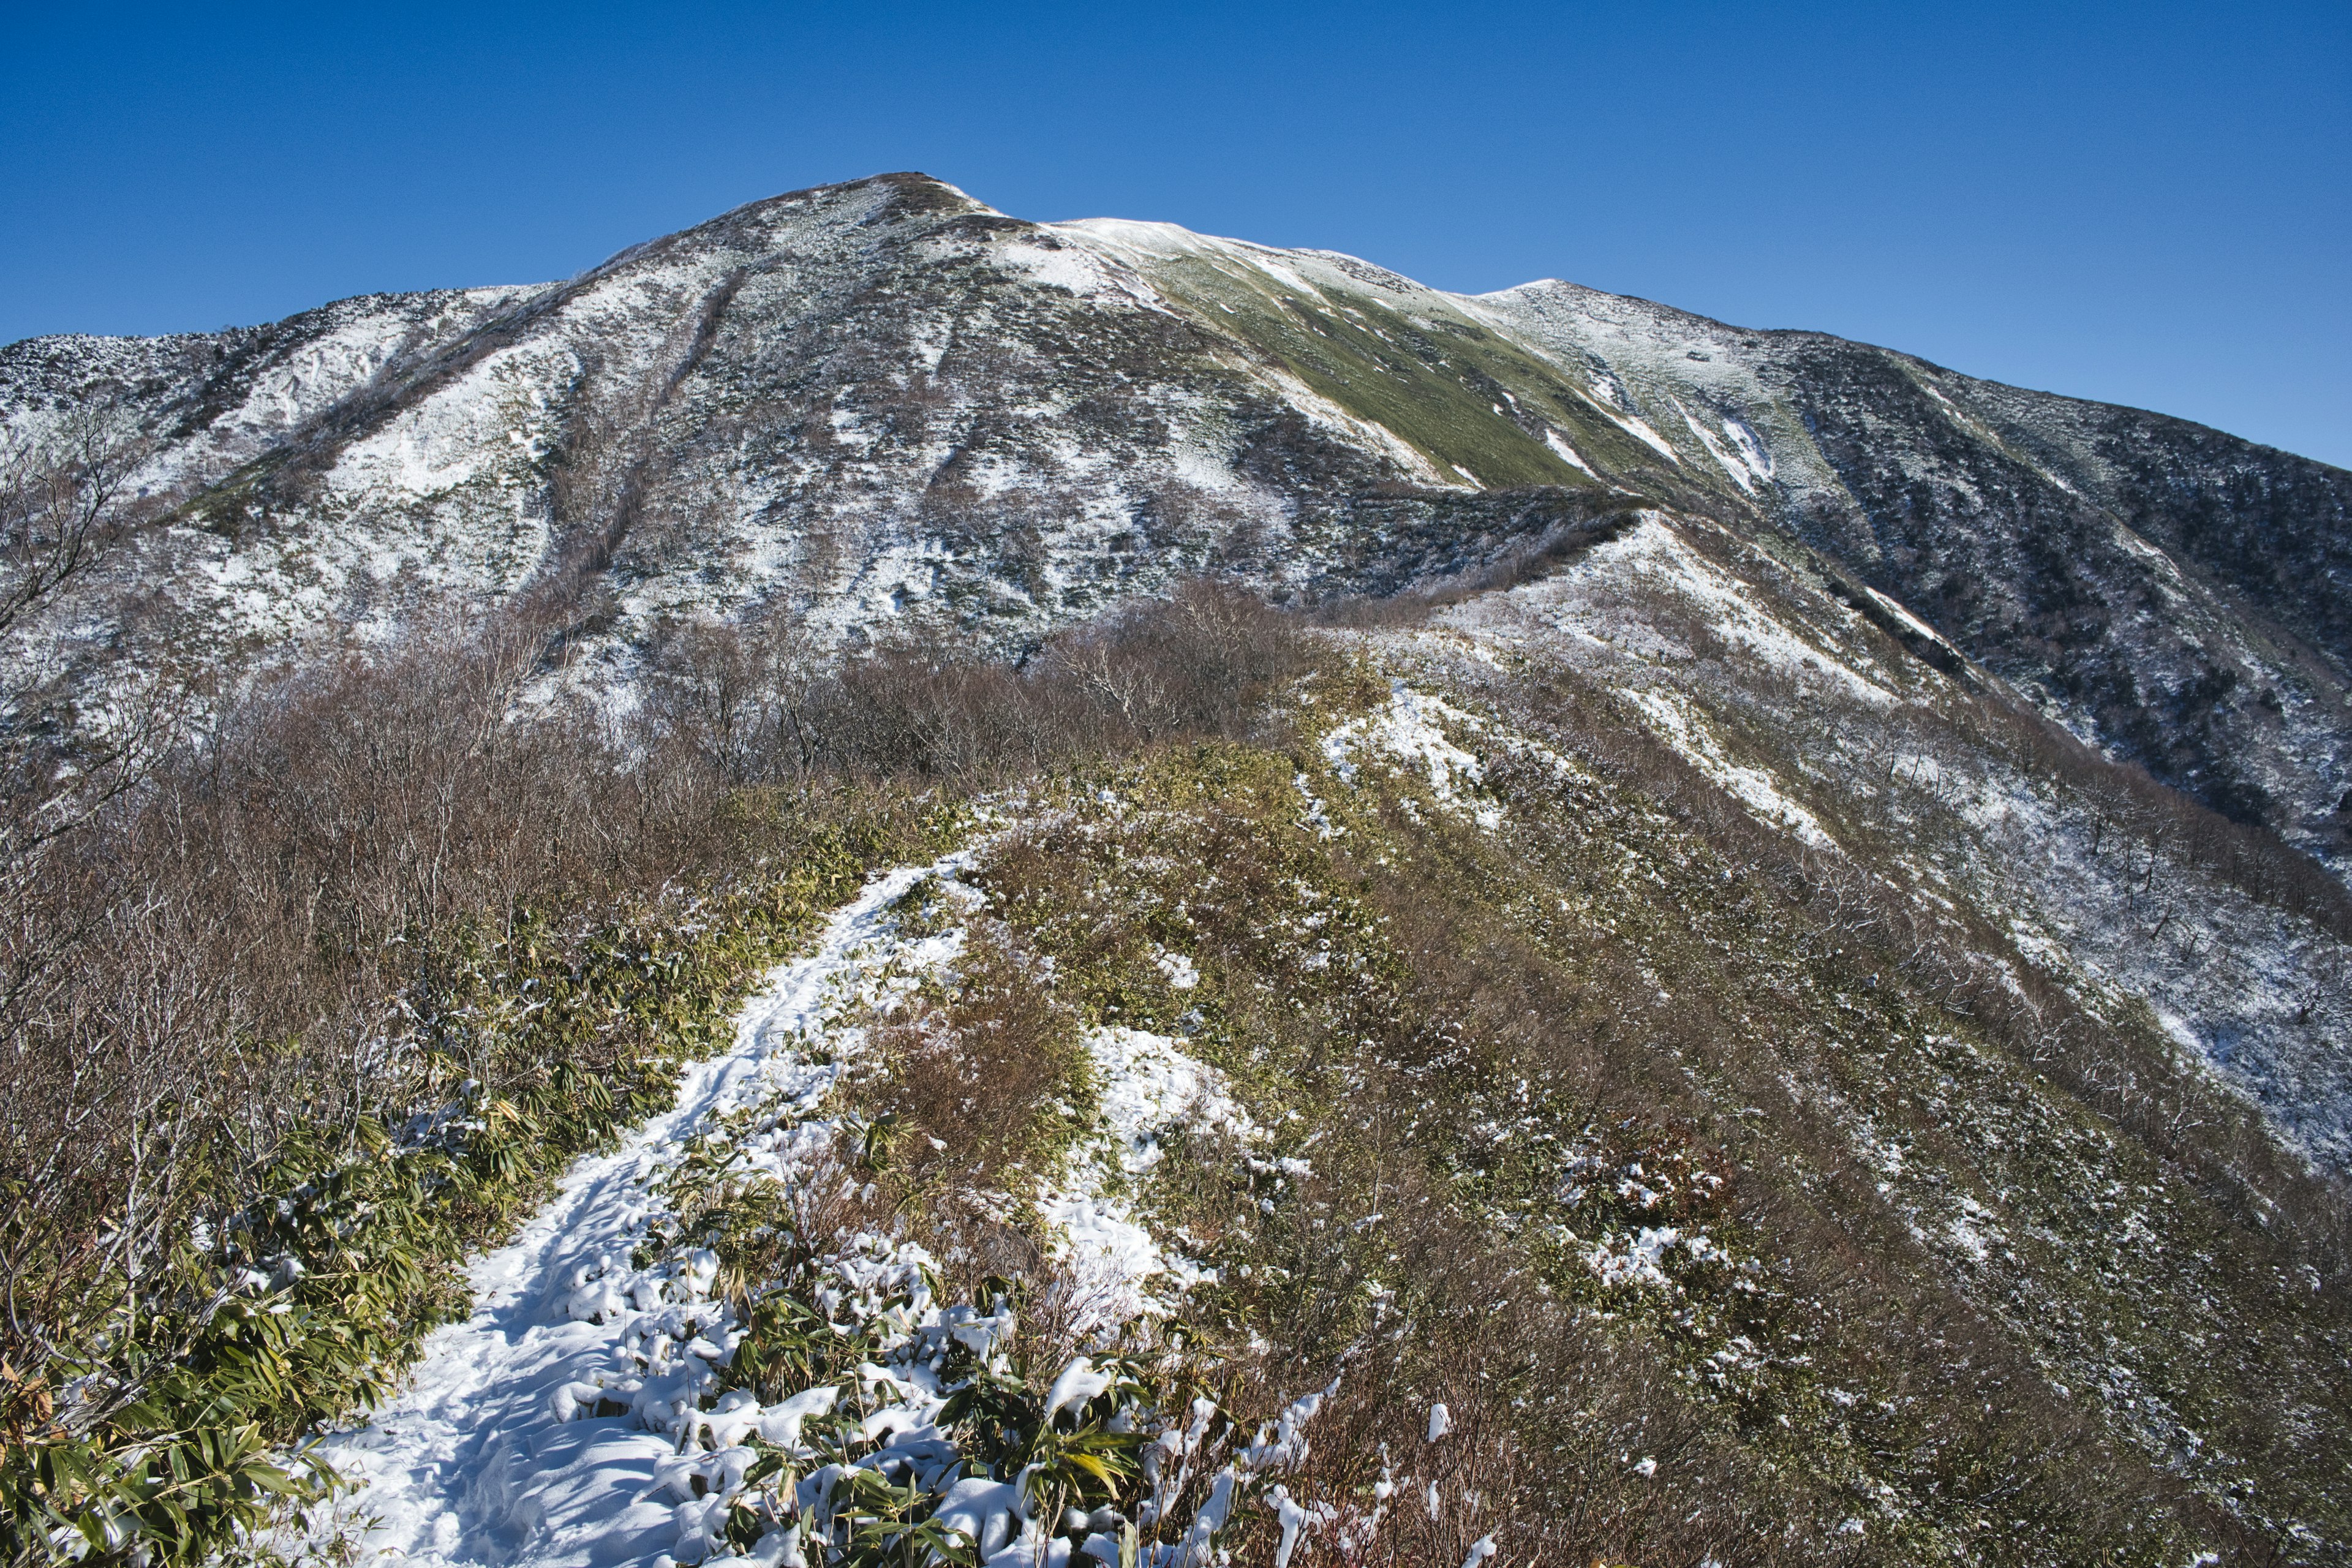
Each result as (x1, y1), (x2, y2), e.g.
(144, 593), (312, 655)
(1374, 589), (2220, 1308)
(310, 856), (973, 1568)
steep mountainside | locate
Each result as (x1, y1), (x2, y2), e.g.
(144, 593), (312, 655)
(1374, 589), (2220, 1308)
(4, 173), (2346, 858)
(1479, 282), (2352, 853)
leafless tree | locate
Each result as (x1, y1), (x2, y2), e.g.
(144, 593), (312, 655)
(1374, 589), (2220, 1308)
(0, 414), (148, 641)
(0, 417), (164, 867)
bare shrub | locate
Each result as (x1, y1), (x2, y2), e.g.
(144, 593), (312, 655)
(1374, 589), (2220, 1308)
(640, 576), (1313, 789)
(0, 415), (150, 643)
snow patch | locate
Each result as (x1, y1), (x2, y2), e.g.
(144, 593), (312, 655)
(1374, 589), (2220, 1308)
(1322, 684), (1504, 830)
(1626, 689), (1836, 850)
(1041, 1027), (1251, 1325)
(1675, 401), (1771, 494)
(1542, 426), (1597, 477)
(999, 239), (1171, 314)
(1586, 518), (1895, 706)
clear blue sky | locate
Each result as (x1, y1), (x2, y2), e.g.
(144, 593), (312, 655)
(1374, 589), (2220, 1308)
(5, 2), (2346, 466)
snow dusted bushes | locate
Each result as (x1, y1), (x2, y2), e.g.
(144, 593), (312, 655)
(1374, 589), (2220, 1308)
(944, 748), (1783, 1562)
(541, 921), (1363, 1568)
(1370, 659), (2349, 1555)
(0, 630), (951, 1562)
(0, 832), (927, 1565)
(1458, 623), (2352, 1284)
(604, 1209), (1349, 1568)
(520, 785), (1714, 1568)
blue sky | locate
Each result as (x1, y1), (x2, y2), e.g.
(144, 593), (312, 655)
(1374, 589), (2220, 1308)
(5, 2), (2346, 466)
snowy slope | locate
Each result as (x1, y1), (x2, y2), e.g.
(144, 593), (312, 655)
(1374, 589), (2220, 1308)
(0, 287), (543, 498)
(1396, 508), (2352, 1173)
(3, 171), (2346, 854)
(1471, 280), (2352, 859)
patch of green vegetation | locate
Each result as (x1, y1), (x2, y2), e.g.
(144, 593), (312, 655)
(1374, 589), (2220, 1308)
(627, 1082), (1227, 1568)
(1125, 250), (1704, 495)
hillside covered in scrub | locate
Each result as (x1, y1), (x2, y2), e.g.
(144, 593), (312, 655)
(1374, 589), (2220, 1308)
(2, 174), (2349, 1567)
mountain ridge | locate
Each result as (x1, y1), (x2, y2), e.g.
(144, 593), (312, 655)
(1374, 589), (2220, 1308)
(2, 169), (2346, 859)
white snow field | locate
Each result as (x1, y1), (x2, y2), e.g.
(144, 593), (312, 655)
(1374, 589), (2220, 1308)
(312, 858), (971, 1568)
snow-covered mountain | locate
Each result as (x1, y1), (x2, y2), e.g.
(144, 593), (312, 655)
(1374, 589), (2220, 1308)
(6, 172), (2346, 861)
(9, 172), (2352, 1566)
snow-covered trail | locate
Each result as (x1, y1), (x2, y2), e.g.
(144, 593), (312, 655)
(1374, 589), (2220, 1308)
(312, 857), (967, 1568)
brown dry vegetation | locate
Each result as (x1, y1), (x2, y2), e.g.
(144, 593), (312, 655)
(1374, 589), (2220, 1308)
(0, 448), (1308, 1561)
(939, 652), (2350, 1562)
